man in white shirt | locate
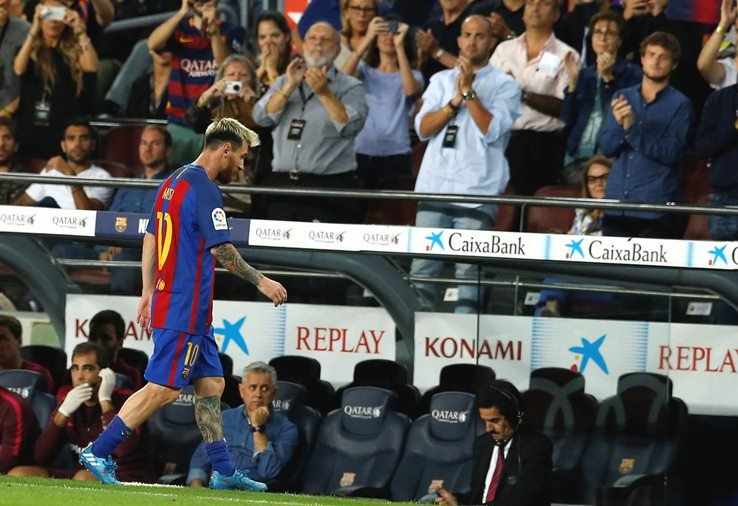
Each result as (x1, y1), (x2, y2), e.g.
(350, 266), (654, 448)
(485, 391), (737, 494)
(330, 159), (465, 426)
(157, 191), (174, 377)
(490, 0), (578, 196)
(14, 120), (112, 210)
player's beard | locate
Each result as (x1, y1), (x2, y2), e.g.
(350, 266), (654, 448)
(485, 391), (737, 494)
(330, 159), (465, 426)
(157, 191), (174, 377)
(217, 166), (235, 184)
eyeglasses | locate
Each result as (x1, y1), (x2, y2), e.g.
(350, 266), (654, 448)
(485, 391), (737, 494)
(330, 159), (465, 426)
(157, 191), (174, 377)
(587, 173), (609, 184)
(591, 30), (618, 39)
(347, 5), (377, 15)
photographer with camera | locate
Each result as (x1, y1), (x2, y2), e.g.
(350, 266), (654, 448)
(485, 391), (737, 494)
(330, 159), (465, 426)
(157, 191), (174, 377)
(13, 0), (98, 159)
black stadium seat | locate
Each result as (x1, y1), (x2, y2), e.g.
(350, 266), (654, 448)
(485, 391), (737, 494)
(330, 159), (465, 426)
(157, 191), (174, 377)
(299, 386), (409, 498)
(117, 348), (149, 378)
(269, 355), (335, 415)
(390, 391), (479, 502)
(419, 363), (495, 415)
(268, 380), (322, 492)
(0, 369), (56, 427)
(20, 345), (67, 392)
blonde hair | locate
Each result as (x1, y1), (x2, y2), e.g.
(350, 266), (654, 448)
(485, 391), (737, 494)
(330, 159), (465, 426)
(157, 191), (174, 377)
(205, 117), (260, 149)
(30, 23), (84, 96)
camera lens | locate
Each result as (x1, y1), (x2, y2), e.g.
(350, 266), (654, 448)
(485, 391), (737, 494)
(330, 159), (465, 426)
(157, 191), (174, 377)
(233, 83), (241, 91)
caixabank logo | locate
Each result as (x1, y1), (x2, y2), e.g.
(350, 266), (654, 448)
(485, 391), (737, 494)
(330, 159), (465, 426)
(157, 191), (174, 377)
(564, 237), (668, 264)
(702, 243), (738, 269)
(424, 230), (526, 256)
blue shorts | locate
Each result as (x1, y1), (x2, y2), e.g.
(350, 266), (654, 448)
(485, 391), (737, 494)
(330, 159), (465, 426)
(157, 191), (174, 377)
(144, 327), (223, 388)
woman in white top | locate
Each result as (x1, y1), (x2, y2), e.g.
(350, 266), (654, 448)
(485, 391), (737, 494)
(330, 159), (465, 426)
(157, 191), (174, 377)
(697, 0), (738, 90)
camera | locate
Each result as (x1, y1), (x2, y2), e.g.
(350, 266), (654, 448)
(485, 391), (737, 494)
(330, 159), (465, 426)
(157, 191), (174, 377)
(40, 6), (66, 21)
(386, 20), (399, 33)
(224, 81), (242, 94)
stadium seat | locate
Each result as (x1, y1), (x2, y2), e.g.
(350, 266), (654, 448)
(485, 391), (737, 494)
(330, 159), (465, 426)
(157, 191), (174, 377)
(269, 355), (335, 416)
(92, 159), (132, 179)
(363, 175), (418, 226)
(267, 380), (322, 492)
(418, 363), (495, 415)
(526, 184), (580, 234)
(20, 345), (67, 392)
(332, 359), (420, 419)
(577, 372), (689, 506)
(494, 183), (520, 232)
(102, 124), (146, 174)
(521, 367), (598, 503)
(390, 391), (478, 502)
(117, 348), (149, 378)
(680, 154), (712, 240)
(410, 140), (428, 177)
(114, 372), (133, 390)
(18, 156), (47, 173)
(0, 369), (54, 426)
(299, 386), (410, 498)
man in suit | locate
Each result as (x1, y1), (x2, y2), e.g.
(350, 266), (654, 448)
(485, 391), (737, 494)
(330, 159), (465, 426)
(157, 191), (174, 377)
(435, 379), (552, 506)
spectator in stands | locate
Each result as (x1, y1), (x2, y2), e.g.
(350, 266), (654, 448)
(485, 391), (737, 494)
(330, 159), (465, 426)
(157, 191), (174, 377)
(23, 0), (114, 48)
(8, 342), (155, 482)
(553, 0), (609, 67)
(694, 80), (738, 241)
(254, 11), (293, 96)
(0, 386), (39, 473)
(14, 119), (112, 210)
(598, 31), (693, 238)
(337, 0), (382, 70)
(186, 54), (259, 133)
(88, 310), (144, 391)
(343, 17), (423, 188)
(560, 10), (641, 183)
(147, 0), (245, 166)
(416, 0), (474, 83)
(619, 0), (709, 113)
(410, 15), (521, 313)
(124, 48), (172, 119)
(433, 380), (553, 506)
(13, 1), (98, 159)
(252, 21), (368, 223)
(0, 315), (55, 393)
(537, 155), (615, 317)
(0, 117), (28, 205)
(187, 361), (298, 486)
(472, 0), (525, 44)
(697, 0), (738, 91)
(0, 0), (29, 118)
(251, 10), (293, 189)
(490, 0), (577, 196)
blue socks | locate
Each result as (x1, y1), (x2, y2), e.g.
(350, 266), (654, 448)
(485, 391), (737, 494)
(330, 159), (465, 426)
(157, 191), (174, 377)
(206, 440), (235, 477)
(92, 416), (133, 458)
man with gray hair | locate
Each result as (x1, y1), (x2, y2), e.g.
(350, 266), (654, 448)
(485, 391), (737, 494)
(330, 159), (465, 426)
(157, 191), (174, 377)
(252, 21), (369, 223)
(187, 361), (298, 487)
(81, 118), (287, 491)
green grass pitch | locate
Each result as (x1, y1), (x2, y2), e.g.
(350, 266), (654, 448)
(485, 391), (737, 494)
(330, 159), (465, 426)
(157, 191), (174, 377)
(0, 476), (421, 505)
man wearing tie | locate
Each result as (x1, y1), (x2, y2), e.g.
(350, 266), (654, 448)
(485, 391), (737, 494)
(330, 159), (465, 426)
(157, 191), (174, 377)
(435, 380), (552, 505)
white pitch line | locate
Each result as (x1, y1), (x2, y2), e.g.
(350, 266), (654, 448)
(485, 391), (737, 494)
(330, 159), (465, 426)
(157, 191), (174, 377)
(7, 482), (331, 505)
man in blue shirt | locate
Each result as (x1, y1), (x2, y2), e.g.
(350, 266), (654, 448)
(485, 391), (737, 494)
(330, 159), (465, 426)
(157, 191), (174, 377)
(598, 31), (693, 238)
(187, 361), (298, 486)
(410, 14), (521, 313)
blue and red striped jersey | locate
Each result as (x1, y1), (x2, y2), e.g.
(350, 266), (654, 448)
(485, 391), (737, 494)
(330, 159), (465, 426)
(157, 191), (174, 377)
(147, 165), (231, 334)
(165, 17), (245, 126)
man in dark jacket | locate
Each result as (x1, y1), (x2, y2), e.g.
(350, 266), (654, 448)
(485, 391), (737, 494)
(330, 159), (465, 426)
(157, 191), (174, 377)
(435, 379), (552, 506)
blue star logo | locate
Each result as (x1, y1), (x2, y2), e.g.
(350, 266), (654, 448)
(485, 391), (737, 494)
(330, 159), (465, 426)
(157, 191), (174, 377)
(214, 317), (249, 355)
(565, 238), (585, 259)
(708, 245), (728, 266)
(568, 334), (609, 374)
(425, 231), (444, 252)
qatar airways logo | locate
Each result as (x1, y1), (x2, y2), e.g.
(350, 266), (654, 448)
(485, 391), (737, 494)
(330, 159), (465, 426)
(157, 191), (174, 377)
(272, 399), (292, 412)
(179, 58), (217, 78)
(52, 215), (88, 229)
(363, 232), (401, 247)
(254, 227), (291, 241)
(344, 404), (383, 419)
(0, 212), (34, 227)
(309, 230), (345, 243)
(431, 409), (469, 424)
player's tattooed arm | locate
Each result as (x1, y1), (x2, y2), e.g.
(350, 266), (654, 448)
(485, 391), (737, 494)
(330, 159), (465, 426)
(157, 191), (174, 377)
(211, 242), (264, 286)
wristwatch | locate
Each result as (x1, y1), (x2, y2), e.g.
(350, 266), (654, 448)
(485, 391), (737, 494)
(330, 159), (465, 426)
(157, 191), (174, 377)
(434, 48), (445, 60)
(462, 89), (477, 101)
(521, 90), (532, 104)
(251, 424), (267, 433)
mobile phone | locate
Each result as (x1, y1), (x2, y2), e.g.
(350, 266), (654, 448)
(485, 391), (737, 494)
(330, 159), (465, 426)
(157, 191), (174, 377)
(387, 20), (399, 33)
(224, 81), (242, 94)
(40, 6), (66, 21)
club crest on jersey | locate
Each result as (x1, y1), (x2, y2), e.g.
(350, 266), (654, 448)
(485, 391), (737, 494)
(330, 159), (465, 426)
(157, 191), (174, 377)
(211, 208), (227, 230)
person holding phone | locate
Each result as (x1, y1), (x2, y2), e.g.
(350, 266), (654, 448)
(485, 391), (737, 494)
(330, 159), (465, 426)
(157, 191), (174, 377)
(8, 342), (156, 483)
(13, 0), (98, 159)
(343, 16), (423, 188)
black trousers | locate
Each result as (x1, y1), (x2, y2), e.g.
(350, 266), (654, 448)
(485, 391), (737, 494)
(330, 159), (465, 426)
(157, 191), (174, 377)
(505, 129), (565, 196)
